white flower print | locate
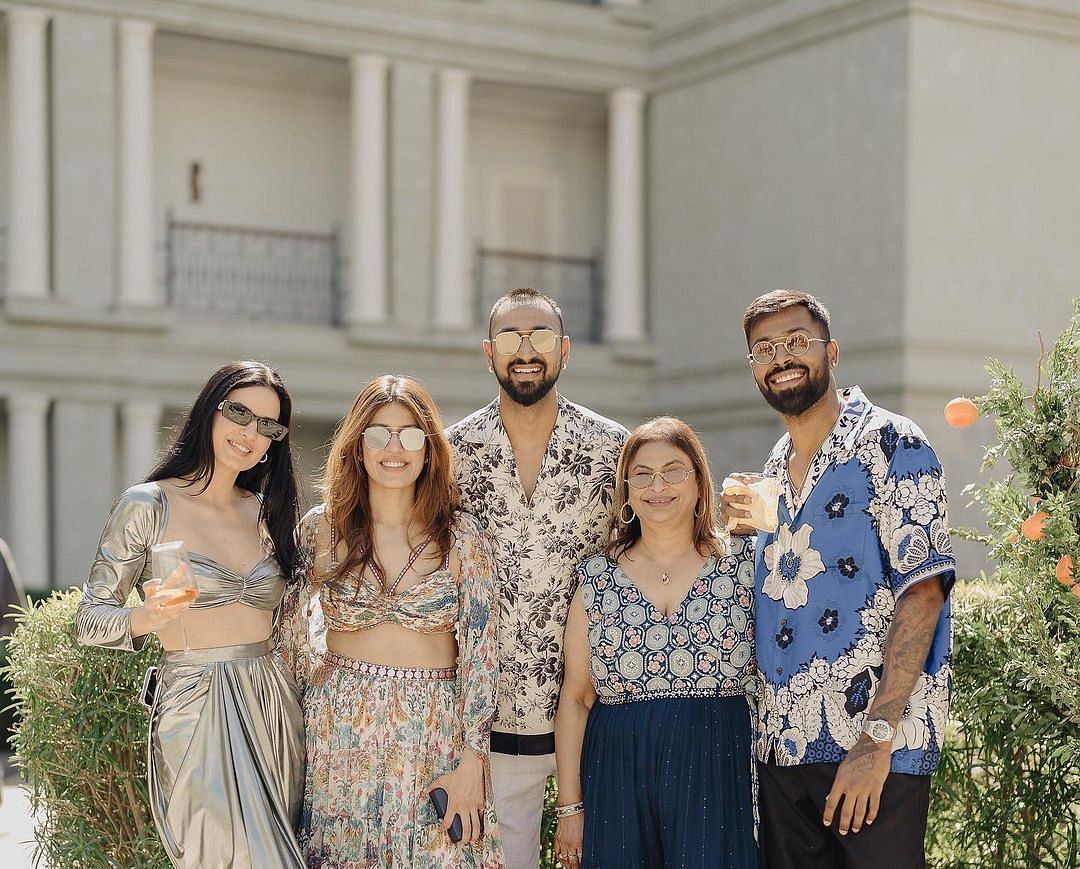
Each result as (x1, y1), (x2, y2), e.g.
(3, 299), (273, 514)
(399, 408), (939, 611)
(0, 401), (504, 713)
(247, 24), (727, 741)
(917, 473), (942, 503)
(894, 677), (932, 751)
(910, 498), (936, 526)
(895, 478), (919, 509)
(889, 524), (931, 574)
(762, 523), (827, 610)
(777, 728), (808, 762)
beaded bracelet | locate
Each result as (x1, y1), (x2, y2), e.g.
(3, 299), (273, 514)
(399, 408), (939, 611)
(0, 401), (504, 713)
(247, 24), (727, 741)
(555, 801), (584, 819)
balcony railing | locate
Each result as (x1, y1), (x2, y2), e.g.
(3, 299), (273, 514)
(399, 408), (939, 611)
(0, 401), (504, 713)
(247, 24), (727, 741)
(165, 215), (341, 325)
(474, 247), (604, 342)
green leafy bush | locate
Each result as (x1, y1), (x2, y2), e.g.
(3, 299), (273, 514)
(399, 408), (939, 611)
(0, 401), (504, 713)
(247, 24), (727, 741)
(927, 300), (1080, 867)
(2, 588), (169, 868)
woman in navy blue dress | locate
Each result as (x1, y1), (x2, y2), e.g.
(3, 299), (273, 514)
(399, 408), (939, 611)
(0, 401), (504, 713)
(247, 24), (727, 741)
(554, 417), (758, 869)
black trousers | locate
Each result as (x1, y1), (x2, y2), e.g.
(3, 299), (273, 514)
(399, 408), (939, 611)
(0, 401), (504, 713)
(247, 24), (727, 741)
(757, 761), (931, 869)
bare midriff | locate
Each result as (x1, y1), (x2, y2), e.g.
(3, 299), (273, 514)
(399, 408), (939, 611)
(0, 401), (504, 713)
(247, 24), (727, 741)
(156, 601), (273, 651)
(328, 622), (458, 669)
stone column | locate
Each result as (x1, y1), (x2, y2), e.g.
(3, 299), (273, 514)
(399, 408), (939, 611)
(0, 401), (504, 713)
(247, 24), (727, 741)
(605, 87), (647, 343)
(346, 54), (389, 325)
(6, 7), (51, 300)
(121, 399), (162, 486)
(7, 394), (50, 590)
(433, 68), (472, 329)
(117, 20), (157, 307)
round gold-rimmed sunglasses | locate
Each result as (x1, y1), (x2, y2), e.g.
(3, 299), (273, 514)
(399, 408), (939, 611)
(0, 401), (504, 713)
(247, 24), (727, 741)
(217, 400), (288, 442)
(747, 331), (829, 366)
(626, 467), (693, 490)
(488, 328), (562, 356)
(362, 425), (427, 452)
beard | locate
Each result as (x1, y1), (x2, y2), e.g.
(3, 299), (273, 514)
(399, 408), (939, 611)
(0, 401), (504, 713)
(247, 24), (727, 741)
(758, 362), (832, 417)
(495, 359), (561, 407)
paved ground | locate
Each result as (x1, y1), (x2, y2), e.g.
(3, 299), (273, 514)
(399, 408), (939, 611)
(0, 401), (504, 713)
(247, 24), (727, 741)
(0, 759), (36, 869)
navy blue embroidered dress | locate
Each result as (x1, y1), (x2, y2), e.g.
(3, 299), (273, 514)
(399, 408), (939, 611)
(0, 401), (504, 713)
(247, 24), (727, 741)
(575, 538), (759, 869)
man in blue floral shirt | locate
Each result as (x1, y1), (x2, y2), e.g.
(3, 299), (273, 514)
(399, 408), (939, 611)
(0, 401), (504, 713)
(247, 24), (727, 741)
(721, 290), (954, 868)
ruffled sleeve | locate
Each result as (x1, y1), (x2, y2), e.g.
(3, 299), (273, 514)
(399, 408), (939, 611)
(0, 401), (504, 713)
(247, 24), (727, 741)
(274, 506), (327, 692)
(453, 512), (500, 756)
(75, 483), (166, 652)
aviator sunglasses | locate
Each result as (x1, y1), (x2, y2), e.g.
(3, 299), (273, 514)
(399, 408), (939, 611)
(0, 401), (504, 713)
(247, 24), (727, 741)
(362, 425), (428, 452)
(217, 400), (288, 441)
(626, 467), (693, 489)
(747, 331), (830, 366)
(489, 328), (562, 356)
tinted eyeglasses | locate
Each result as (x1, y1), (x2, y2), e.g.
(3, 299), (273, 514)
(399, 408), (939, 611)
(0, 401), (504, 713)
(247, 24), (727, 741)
(747, 331), (830, 365)
(362, 425), (427, 452)
(217, 400), (288, 442)
(490, 328), (562, 356)
(626, 467), (693, 490)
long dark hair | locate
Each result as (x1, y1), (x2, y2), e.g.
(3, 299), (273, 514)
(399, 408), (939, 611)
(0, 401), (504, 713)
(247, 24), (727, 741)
(606, 416), (726, 561)
(146, 361), (301, 577)
(321, 375), (459, 584)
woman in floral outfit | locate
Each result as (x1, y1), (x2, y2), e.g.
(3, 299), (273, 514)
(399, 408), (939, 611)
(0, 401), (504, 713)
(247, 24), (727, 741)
(279, 375), (504, 868)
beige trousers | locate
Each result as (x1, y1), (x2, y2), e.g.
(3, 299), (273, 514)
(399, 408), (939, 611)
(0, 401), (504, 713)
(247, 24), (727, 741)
(489, 751), (557, 869)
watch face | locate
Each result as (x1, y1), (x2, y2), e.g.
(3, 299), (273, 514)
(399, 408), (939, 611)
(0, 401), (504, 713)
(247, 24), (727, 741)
(867, 720), (893, 741)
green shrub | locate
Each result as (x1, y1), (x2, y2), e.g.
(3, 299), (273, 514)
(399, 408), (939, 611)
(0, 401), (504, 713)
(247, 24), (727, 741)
(927, 299), (1080, 867)
(2, 588), (169, 868)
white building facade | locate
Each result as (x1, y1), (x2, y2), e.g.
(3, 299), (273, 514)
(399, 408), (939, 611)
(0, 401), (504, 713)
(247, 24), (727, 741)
(0, 0), (1076, 588)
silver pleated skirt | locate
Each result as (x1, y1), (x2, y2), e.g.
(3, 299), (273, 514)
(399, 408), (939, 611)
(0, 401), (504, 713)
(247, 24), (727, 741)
(148, 640), (305, 869)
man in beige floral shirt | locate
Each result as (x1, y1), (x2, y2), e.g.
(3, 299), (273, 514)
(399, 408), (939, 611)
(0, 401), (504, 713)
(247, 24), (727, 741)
(447, 289), (627, 869)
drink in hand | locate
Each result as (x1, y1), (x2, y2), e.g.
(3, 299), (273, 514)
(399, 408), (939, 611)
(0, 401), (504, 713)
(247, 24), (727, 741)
(722, 473), (781, 533)
(150, 542), (198, 650)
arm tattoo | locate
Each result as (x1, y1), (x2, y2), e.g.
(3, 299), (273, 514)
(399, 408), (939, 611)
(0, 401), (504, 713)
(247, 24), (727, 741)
(870, 578), (946, 726)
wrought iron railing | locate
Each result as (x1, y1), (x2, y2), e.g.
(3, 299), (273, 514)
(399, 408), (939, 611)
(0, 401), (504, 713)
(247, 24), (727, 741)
(474, 247), (604, 342)
(165, 214), (341, 325)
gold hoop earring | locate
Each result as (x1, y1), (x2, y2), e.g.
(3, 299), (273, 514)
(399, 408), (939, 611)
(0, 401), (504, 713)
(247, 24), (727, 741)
(619, 502), (637, 525)
(694, 501), (702, 518)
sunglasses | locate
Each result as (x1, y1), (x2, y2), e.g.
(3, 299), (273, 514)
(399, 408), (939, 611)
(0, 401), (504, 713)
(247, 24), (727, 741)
(489, 328), (562, 356)
(217, 400), (288, 442)
(362, 425), (427, 452)
(626, 467), (693, 490)
(747, 332), (829, 366)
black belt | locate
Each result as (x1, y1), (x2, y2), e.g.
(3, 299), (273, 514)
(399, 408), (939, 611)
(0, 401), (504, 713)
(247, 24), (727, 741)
(490, 731), (555, 756)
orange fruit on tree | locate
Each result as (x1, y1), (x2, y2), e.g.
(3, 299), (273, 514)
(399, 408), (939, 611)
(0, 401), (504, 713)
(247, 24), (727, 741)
(1057, 555), (1075, 587)
(1021, 511), (1049, 542)
(944, 397), (979, 428)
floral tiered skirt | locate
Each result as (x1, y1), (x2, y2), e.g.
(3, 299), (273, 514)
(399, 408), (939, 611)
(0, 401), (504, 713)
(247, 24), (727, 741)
(300, 651), (504, 868)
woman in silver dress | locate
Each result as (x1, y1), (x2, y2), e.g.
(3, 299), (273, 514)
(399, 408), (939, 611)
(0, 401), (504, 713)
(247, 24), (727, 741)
(76, 361), (305, 869)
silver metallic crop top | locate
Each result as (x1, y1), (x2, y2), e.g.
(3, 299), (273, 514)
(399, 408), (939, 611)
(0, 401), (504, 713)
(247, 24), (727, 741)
(75, 482), (287, 651)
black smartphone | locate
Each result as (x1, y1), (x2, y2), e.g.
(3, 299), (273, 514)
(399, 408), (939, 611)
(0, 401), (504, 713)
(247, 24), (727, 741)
(428, 787), (463, 843)
(140, 666), (159, 710)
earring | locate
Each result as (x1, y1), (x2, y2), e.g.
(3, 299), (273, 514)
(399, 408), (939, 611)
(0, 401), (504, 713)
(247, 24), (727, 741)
(488, 365), (494, 373)
(619, 502), (637, 525)
(694, 501), (702, 518)
(561, 362), (567, 370)
(259, 452), (269, 464)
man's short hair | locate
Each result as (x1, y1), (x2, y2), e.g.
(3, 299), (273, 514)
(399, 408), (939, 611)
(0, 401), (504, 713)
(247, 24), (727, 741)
(488, 288), (565, 339)
(742, 289), (832, 344)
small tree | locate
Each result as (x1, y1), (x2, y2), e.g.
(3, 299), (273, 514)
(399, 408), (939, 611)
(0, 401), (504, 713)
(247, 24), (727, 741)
(928, 299), (1080, 867)
(2, 588), (170, 868)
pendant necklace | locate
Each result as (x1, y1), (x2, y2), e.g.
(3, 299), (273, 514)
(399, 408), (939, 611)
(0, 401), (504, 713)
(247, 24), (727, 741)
(638, 542), (693, 585)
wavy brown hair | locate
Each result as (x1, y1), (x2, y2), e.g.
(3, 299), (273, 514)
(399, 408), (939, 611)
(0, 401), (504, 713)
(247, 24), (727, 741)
(606, 416), (726, 561)
(321, 375), (459, 583)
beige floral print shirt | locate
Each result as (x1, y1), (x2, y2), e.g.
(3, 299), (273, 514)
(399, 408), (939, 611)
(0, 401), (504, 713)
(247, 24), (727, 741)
(447, 394), (627, 743)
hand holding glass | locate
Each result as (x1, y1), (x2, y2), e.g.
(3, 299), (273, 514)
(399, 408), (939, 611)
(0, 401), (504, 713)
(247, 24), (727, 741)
(150, 542), (199, 650)
(721, 473), (780, 533)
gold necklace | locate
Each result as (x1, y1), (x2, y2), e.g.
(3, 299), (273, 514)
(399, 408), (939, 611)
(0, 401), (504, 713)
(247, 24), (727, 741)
(637, 541), (697, 585)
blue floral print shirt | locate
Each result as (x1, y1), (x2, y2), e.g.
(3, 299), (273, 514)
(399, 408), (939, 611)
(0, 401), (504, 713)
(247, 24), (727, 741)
(754, 386), (955, 775)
